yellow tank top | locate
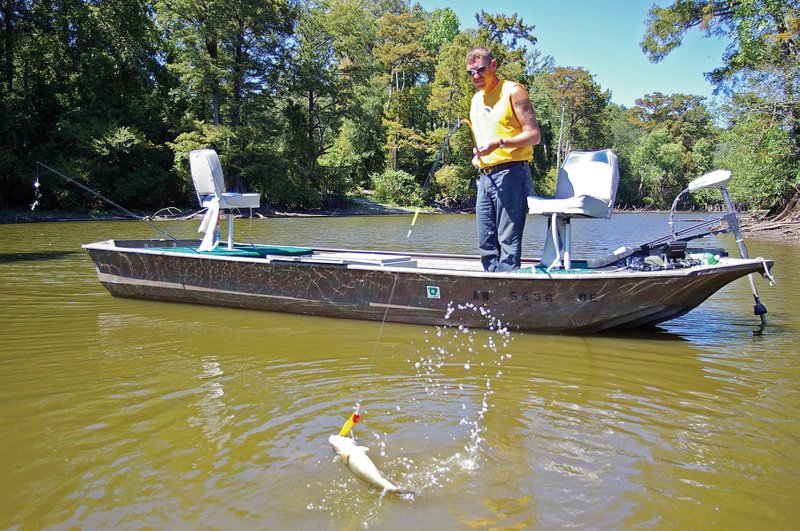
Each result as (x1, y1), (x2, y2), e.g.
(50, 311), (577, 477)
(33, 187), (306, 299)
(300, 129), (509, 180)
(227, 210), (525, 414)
(469, 80), (533, 169)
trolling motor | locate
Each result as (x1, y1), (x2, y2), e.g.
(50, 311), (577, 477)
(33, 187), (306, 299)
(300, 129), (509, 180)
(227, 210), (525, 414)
(592, 169), (774, 327)
(670, 170), (772, 324)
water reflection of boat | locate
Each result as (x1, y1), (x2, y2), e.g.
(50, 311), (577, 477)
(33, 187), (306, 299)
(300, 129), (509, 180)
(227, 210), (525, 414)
(82, 150), (775, 334)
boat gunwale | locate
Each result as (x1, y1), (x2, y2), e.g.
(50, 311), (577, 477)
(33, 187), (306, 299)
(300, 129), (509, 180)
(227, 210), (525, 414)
(81, 239), (773, 281)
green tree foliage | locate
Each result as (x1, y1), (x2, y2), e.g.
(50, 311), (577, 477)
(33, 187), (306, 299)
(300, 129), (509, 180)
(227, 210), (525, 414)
(314, 0), (385, 189)
(375, 10), (430, 95)
(282, 2), (360, 207)
(420, 7), (459, 55)
(432, 164), (474, 208)
(375, 9), (433, 172)
(0, 0), (792, 217)
(475, 11), (537, 51)
(632, 128), (685, 208)
(540, 67), (611, 169)
(157, 0), (293, 128)
(630, 92), (714, 152)
(627, 91), (716, 202)
(607, 103), (644, 207)
(0, 0), (174, 209)
(156, 0), (294, 199)
(370, 168), (422, 206)
(715, 91), (799, 209)
(641, 0), (799, 212)
(428, 32), (474, 128)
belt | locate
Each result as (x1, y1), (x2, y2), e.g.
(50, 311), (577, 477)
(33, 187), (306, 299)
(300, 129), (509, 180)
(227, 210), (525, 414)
(479, 161), (525, 175)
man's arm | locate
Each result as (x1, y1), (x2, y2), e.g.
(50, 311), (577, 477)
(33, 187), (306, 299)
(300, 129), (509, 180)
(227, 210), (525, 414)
(508, 84), (541, 148)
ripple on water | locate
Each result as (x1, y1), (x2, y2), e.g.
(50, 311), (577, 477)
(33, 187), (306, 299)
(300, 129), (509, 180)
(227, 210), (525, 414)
(1, 221), (798, 529)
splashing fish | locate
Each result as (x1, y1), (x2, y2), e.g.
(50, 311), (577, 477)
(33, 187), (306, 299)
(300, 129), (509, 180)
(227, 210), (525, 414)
(328, 434), (413, 495)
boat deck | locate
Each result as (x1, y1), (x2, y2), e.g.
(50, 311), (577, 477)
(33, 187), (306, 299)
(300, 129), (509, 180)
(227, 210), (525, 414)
(92, 239), (764, 282)
(107, 240), (611, 275)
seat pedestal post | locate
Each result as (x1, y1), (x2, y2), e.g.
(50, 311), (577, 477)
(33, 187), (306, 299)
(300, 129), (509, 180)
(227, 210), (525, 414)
(564, 218), (572, 270)
(227, 214), (235, 249)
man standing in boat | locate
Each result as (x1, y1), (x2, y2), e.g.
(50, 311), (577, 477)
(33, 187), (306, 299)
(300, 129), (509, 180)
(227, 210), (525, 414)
(466, 46), (541, 272)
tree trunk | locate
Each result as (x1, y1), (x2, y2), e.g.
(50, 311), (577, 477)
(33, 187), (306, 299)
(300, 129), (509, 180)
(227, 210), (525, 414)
(774, 10), (800, 158)
(206, 37), (221, 125)
(772, 190), (800, 222)
(21, 57), (28, 149)
(308, 88), (317, 178)
(3, 0), (13, 95)
(231, 23), (245, 128)
(556, 100), (566, 170)
(213, 89), (220, 126)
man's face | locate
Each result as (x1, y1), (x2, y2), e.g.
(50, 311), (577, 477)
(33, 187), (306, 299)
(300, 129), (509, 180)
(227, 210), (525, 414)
(466, 57), (496, 91)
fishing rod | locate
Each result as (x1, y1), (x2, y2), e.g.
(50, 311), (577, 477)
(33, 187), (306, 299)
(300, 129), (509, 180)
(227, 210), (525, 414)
(406, 119), (466, 239)
(459, 117), (482, 165)
(34, 162), (199, 253)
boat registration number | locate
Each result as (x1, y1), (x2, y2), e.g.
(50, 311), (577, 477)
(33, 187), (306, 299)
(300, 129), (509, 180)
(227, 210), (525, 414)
(507, 291), (553, 303)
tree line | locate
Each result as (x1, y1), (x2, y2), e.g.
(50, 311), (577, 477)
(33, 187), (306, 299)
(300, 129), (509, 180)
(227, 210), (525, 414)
(1, 0), (797, 216)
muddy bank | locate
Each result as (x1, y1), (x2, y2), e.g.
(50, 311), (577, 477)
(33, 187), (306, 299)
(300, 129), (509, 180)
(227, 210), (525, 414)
(740, 213), (800, 241)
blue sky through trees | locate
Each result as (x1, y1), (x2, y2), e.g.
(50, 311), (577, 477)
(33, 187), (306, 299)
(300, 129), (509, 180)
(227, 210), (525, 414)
(416, 0), (729, 107)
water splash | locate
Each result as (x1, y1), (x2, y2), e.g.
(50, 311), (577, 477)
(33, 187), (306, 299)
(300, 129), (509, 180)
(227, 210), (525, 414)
(311, 304), (516, 528)
(411, 302), (514, 478)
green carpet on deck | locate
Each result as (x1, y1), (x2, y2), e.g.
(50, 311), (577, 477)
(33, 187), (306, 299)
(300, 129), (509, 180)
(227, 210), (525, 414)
(168, 245), (314, 258)
(516, 264), (595, 274)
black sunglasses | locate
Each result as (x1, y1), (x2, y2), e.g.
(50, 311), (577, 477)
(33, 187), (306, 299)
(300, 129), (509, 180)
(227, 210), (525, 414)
(466, 63), (490, 77)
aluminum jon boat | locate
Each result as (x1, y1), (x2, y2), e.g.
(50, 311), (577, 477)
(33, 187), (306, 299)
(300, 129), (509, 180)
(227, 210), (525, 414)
(82, 149), (775, 334)
(83, 239), (773, 333)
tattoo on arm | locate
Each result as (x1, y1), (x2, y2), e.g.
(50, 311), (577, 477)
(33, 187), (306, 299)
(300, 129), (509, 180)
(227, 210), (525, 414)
(514, 98), (539, 128)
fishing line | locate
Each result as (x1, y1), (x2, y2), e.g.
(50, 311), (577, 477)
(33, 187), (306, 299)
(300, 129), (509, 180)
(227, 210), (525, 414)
(346, 119), (466, 425)
(34, 162), (200, 253)
(339, 118), (485, 440)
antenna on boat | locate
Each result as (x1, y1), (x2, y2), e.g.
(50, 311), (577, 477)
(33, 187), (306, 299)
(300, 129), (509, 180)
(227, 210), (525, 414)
(33, 162), (200, 253)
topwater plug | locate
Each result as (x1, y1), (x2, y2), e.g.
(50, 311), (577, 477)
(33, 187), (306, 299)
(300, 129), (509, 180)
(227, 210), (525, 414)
(338, 410), (361, 437)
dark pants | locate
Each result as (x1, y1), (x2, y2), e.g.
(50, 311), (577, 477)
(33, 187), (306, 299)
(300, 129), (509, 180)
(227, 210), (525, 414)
(476, 162), (532, 272)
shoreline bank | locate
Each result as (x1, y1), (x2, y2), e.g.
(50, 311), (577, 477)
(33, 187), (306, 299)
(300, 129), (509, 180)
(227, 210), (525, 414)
(2, 205), (797, 241)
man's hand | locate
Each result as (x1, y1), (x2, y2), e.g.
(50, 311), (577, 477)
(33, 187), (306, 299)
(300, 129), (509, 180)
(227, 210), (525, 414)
(474, 139), (502, 157)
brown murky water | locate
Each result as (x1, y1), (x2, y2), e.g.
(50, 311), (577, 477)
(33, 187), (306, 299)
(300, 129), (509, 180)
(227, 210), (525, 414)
(1, 214), (798, 529)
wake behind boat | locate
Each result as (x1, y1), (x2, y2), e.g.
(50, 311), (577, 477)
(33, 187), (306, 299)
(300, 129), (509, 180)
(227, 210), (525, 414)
(81, 149), (775, 334)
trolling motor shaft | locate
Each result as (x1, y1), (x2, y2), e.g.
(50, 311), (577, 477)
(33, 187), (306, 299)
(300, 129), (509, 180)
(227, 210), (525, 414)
(678, 169), (771, 325)
(720, 184), (768, 322)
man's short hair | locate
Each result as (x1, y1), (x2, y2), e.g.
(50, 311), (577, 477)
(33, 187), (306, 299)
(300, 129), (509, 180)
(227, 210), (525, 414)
(465, 46), (493, 64)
